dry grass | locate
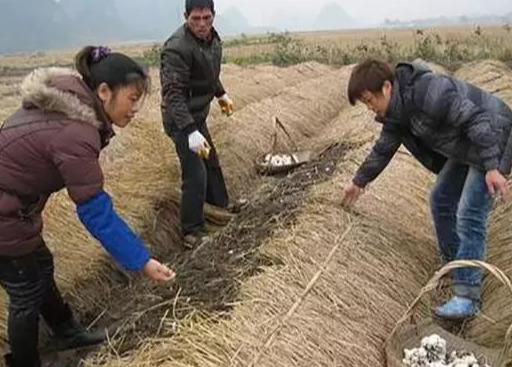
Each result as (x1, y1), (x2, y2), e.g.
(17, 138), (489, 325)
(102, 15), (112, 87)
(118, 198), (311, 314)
(2, 25), (510, 71)
(296, 26), (511, 48)
(222, 26), (512, 68)
(80, 87), (438, 366)
(0, 60), (350, 364)
(77, 60), (512, 367)
(1, 32), (512, 367)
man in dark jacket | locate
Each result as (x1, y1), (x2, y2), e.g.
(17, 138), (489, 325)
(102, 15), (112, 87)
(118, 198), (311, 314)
(160, 0), (234, 248)
(343, 59), (512, 319)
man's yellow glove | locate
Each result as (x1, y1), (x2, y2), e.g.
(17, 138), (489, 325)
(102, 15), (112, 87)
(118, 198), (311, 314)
(218, 93), (234, 117)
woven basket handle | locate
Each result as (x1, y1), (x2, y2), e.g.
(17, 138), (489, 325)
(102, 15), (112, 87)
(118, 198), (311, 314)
(385, 260), (512, 363)
(270, 116), (299, 155)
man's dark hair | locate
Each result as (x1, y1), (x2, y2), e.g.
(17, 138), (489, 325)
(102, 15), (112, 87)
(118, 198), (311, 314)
(348, 59), (394, 105)
(185, 0), (215, 15)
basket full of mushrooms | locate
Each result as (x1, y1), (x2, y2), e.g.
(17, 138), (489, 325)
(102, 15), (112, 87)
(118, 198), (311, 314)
(385, 261), (512, 367)
(255, 116), (312, 175)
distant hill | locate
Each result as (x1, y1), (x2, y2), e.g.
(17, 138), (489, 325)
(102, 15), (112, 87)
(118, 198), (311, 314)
(216, 6), (251, 35)
(267, 2), (357, 32)
(0, 0), (72, 53)
(313, 2), (358, 30)
(114, 0), (183, 40)
(0, 0), (184, 54)
(0, 0), (509, 55)
(383, 12), (512, 29)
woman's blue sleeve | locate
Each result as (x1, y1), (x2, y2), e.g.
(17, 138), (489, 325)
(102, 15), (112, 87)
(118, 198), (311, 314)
(76, 191), (151, 271)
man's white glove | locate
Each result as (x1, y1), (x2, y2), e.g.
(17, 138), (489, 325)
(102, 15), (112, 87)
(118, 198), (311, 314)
(217, 93), (234, 116)
(188, 130), (210, 159)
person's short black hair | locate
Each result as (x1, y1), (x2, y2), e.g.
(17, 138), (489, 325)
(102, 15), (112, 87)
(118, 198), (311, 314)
(185, 0), (215, 15)
(348, 59), (394, 105)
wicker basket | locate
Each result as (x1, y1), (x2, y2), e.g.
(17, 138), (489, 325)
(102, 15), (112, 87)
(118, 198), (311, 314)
(255, 116), (312, 175)
(385, 260), (512, 367)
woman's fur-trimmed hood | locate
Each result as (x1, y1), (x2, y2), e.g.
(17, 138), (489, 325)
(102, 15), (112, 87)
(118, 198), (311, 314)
(20, 67), (107, 129)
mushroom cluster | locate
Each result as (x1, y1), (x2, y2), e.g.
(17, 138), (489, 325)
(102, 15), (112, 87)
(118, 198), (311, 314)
(263, 153), (294, 167)
(403, 335), (490, 367)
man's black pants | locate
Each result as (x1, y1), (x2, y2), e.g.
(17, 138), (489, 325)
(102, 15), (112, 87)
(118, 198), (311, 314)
(169, 123), (229, 235)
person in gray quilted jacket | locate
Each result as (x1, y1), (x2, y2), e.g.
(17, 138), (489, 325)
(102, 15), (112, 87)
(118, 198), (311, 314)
(343, 59), (512, 320)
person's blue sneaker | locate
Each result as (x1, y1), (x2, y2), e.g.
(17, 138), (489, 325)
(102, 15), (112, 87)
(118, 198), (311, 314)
(434, 296), (479, 320)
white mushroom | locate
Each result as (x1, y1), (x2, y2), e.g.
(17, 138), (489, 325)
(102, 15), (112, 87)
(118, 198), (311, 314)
(402, 335), (490, 367)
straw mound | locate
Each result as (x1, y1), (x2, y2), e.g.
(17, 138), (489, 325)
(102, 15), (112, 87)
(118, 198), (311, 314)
(81, 95), (438, 367)
(455, 60), (512, 103)
(209, 66), (351, 195)
(101, 62), (335, 162)
(2, 60), (512, 367)
(77, 66), (351, 359)
(172, 112), (436, 367)
(81, 60), (512, 367)
(0, 63), (350, 363)
(210, 62), (334, 118)
(0, 62), (338, 345)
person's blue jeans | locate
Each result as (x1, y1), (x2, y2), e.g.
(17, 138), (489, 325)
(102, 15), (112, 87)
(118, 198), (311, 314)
(430, 160), (494, 301)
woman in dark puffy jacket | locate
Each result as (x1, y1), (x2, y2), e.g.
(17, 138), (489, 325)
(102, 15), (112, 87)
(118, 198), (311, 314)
(0, 46), (175, 367)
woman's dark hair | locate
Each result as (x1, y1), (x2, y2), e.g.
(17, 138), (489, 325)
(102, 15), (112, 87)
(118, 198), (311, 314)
(75, 46), (150, 96)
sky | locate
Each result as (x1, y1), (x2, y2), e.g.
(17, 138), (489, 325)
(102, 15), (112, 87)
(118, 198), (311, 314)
(214, 0), (512, 26)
